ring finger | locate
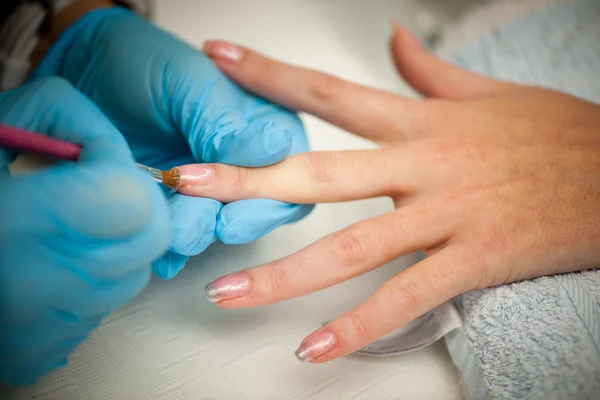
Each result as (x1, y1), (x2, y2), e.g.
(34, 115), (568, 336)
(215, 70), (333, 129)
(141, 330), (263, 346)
(203, 201), (453, 307)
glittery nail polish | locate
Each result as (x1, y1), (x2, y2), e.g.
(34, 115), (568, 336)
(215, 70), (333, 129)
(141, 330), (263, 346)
(295, 330), (338, 362)
(204, 272), (252, 303)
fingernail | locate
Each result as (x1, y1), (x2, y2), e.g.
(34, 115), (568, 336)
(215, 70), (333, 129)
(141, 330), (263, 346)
(204, 40), (244, 63)
(295, 330), (338, 363)
(204, 272), (252, 303)
(391, 22), (421, 48)
(177, 164), (215, 187)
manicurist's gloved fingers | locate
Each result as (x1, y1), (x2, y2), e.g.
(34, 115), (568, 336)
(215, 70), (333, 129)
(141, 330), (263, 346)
(0, 78), (170, 385)
(0, 78), (170, 278)
(166, 195), (220, 255)
(217, 200), (313, 245)
(234, 98), (311, 163)
(138, 32), (298, 167)
(152, 251), (191, 280)
(189, 106), (295, 167)
(29, 8), (298, 170)
(4, 167), (169, 279)
(151, 195), (221, 280)
(0, 78), (133, 167)
(0, 269), (150, 356)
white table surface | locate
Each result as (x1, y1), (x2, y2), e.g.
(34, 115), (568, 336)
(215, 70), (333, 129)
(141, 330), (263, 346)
(7, 1), (469, 399)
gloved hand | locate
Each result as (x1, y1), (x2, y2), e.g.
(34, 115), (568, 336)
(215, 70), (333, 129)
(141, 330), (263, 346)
(30, 6), (314, 279)
(0, 77), (170, 385)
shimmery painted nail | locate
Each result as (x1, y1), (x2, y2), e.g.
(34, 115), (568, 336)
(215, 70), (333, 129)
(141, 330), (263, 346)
(204, 41), (244, 63)
(177, 164), (215, 187)
(392, 22), (421, 48)
(295, 330), (338, 362)
(204, 272), (252, 303)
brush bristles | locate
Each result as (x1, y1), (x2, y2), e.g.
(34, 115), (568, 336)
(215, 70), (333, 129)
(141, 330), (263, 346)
(161, 168), (180, 189)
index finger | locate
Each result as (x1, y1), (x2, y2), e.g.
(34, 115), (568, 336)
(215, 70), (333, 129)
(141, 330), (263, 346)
(203, 41), (427, 143)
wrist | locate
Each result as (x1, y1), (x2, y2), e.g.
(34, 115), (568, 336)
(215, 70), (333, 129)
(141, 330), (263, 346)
(31, 0), (116, 69)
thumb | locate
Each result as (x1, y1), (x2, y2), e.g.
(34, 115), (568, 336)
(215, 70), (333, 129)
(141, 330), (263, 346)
(390, 23), (513, 100)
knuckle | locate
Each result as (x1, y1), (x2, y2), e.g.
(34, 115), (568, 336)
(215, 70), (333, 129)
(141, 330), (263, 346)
(342, 311), (370, 342)
(305, 152), (338, 184)
(247, 56), (276, 87)
(386, 278), (422, 313)
(330, 228), (366, 268)
(309, 74), (344, 103)
(411, 100), (451, 137)
(231, 166), (248, 189)
(428, 138), (461, 165)
(264, 263), (288, 299)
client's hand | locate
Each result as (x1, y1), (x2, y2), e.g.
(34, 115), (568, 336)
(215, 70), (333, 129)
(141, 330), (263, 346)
(191, 25), (600, 363)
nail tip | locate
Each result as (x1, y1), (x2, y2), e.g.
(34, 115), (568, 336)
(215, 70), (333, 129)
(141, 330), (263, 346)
(294, 349), (310, 363)
(204, 283), (217, 302)
(202, 272), (252, 303)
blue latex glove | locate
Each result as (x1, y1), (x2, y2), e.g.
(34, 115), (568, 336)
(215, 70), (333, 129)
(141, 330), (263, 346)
(30, 6), (314, 279)
(0, 78), (170, 385)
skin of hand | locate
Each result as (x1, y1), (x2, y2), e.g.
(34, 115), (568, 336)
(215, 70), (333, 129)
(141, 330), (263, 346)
(0, 77), (170, 385)
(171, 25), (600, 363)
(28, 3), (313, 279)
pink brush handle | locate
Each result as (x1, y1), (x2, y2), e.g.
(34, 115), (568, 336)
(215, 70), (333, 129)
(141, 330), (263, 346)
(0, 123), (81, 161)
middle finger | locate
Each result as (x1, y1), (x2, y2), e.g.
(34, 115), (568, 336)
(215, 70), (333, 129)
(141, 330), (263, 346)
(176, 148), (422, 203)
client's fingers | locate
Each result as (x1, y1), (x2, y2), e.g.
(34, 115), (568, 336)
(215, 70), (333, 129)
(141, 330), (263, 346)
(176, 149), (420, 203)
(203, 41), (427, 143)
(204, 203), (451, 307)
(295, 245), (475, 363)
